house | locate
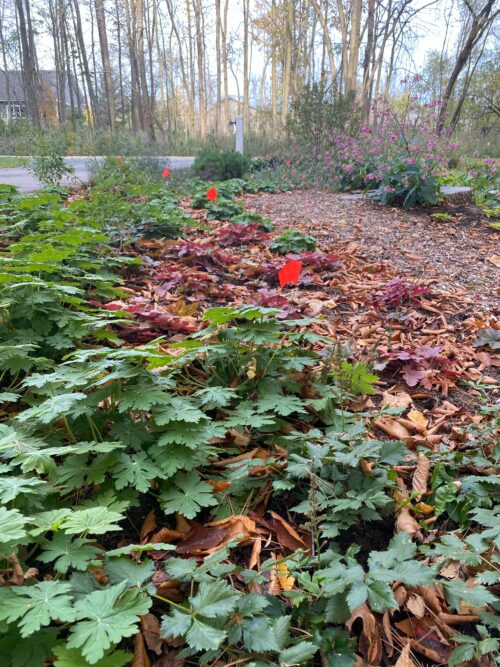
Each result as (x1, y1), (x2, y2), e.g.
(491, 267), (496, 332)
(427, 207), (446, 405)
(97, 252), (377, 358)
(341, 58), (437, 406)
(0, 70), (77, 123)
(207, 96), (258, 133)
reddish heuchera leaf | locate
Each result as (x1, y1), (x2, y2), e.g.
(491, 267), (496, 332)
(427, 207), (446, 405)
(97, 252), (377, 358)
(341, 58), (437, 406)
(162, 167), (170, 178)
(401, 366), (427, 387)
(206, 187), (218, 201)
(278, 260), (302, 287)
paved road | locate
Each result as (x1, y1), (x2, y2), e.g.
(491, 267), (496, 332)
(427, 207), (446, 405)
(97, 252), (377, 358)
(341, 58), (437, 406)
(0, 155), (195, 192)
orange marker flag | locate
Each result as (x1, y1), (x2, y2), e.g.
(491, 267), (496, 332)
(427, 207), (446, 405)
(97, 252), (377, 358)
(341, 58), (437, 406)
(206, 187), (218, 201)
(162, 167), (170, 178)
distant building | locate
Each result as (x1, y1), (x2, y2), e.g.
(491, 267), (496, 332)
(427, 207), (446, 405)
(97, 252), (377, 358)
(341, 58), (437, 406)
(0, 70), (77, 123)
(207, 96), (258, 133)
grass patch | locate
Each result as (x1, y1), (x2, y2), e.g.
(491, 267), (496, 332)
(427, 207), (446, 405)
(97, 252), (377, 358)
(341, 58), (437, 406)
(0, 155), (27, 168)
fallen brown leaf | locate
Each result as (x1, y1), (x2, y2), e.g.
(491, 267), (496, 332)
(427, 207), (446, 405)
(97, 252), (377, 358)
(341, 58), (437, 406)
(396, 507), (420, 537)
(412, 452), (430, 498)
(141, 614), (162, 655)
(395, 641), (417, 667)
(270, 511), (307, 551)
(132, 632), (152, 667)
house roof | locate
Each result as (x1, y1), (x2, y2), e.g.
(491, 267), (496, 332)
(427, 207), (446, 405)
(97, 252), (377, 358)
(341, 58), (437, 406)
(0, 70), (72, 103)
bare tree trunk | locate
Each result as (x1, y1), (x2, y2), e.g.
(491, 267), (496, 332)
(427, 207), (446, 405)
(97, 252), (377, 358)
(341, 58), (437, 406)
(310, 0), (336, 84)
(15, 0), (41, 127)
(193, 0), (206, 138)
(114, 0), (126, 126)
(271, 0), (278, 131)
(361, 0), (375, 122)
(281, 0), (293, 123)
(222, 0), (229, 129)
(135, 0), (155, 141)
(243, 0), (250, 132)
(124, 0), (141, 131)
(437, 0), (498, 132)
(346, 0), (362, 94)
(215, 0), (222, 135)
(0, 3), (12, 124)
(95, 0), (116, 132)
(185, 0), (196, 136)
(69, 0), (100, 126)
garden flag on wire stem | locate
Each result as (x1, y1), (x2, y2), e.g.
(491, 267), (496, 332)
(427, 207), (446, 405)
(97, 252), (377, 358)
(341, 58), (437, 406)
(278, 260), (302, 287)
(162, 167), (170, 178)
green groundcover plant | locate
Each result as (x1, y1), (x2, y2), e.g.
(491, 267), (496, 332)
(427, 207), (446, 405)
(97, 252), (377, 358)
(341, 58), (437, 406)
(0, 162), (498, 666)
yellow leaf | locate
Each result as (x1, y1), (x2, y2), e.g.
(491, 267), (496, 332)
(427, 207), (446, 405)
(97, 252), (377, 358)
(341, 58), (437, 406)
(407, 409), (428, 428)
(275, 560), (295, 591)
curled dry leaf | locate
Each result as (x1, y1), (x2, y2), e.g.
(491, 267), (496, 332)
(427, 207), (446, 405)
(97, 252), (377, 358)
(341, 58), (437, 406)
(346, 604), (382, 665)
(407, 408), (428, 429)
(132, 632), (152, 667)
(412, 452), (430, 498)
(394, 641), (417, 667)
(417, 586), (443, 615)
(175, 526), (228, 555)
(381, 390), (413, 409)
(382, 611), (395, 657)
(406, 593), (426, 618)
(140, 510), (158, 543)
(375, 416), (411, 440)
(394, 585), (408, 607)
(141, 614), (162, 655)
(270, 511), (308, 551)
(207, 479), (232, 492)
(208, 514), (256, 544)
(248, 535), (262, 570)
(396, 507), (420, 537)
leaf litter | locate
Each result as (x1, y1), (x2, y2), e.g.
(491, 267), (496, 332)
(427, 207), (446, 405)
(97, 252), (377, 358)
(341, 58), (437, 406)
(95, 187), (499, 665)
(1, 178), (498, 667)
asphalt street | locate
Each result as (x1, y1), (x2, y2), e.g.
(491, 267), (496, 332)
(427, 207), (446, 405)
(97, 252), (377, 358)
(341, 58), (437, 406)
(0, 155), (195, 192)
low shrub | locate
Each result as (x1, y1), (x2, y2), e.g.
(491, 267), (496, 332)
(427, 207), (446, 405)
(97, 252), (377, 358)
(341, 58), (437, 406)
(206, 198), (244, 221)
(269, 229), (317, 254)
(192, 147), (249, 180)
(368, 156), (441, 209)
(28, 139), (74, 187)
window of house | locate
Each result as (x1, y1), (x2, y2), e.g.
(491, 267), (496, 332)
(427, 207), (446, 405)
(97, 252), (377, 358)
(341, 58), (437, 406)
(10, 103), (25, 118)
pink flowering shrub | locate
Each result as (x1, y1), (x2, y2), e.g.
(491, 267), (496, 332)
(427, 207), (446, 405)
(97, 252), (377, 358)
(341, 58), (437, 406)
(289, 77), (459, 208)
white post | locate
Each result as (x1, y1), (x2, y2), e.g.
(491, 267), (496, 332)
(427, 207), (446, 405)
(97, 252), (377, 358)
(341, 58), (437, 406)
(235, 116), (244, 154)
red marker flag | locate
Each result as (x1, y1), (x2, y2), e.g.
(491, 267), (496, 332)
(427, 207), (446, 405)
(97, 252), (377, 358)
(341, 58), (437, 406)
(162, 167), (170, 178)
(278, 260), (302, 287)
(206, 187), (218, 202)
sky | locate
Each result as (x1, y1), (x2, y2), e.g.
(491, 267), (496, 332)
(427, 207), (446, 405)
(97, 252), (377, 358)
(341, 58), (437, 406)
(31, 0), (463, 99)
